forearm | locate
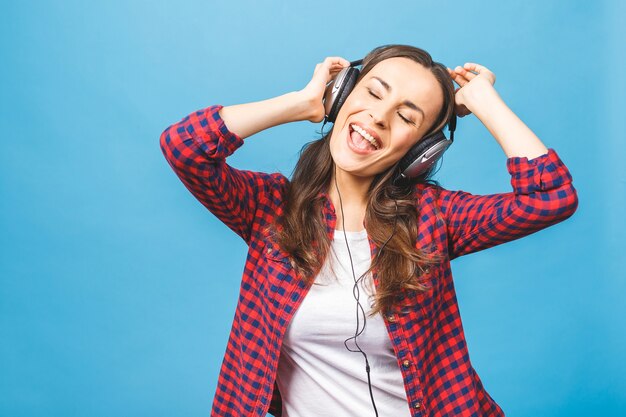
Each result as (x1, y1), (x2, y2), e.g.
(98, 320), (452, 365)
(469, 87), (549, 159)
(218, 91), (312, 140)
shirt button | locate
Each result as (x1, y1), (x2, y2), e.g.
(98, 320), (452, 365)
(402, 359), (411, 368)
(413, 400), (421, 410)
(386, 314), (396, 322)
(267, 248), (271, 254)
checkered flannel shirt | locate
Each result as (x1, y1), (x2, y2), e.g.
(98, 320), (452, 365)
(160, 104), (578, 416)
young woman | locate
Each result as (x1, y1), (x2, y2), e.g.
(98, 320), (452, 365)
(160, 44), (578, 417)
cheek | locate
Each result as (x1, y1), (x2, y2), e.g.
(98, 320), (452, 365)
(328, 128), (344, 155)
(336, 94), (366, 121)
(391, 131), (419, 155)
(346, 93), (366, 108)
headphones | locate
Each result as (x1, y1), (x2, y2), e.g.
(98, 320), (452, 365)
(323, 59), (457, 182)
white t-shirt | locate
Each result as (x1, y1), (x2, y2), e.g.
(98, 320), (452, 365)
(275, 228), (412, 417)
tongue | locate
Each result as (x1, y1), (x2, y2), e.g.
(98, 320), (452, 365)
(351, 130), (375, 150)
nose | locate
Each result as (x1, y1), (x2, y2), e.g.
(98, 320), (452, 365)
(368, 109), (387, 129)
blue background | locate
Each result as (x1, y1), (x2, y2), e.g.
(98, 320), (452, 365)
(1, 1), (624, 416)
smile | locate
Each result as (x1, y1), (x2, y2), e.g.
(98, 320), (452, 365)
(346, 124), (381, 155)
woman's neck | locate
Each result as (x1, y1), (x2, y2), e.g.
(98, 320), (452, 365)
(327, 169), (373, 232)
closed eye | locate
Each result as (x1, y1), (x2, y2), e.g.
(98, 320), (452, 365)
(367, 89), (380, 99)
(398, 113), (415, 125)
(367, 88), (415, 126)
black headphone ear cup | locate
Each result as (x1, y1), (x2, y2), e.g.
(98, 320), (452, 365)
(327, 67), (360, 123)
(396, 130), (450, 180)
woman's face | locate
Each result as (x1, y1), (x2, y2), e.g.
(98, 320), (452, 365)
(329, 57), (444, 180)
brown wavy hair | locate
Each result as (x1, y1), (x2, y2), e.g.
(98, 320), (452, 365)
(268, 44), (456, 317)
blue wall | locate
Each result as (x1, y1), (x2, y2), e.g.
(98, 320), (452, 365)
(1, 1), (624, 416)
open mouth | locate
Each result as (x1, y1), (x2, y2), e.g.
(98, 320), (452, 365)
(347, 124), (381, 153)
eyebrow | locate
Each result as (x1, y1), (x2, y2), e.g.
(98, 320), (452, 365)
(371, 76), (425, 119)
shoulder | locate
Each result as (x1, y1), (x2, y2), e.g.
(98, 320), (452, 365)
(411, 181), (449, 203)
(409, 181), (460, 224)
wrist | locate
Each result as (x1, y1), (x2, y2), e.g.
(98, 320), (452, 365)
(466, 84), (504, 120)
(288, 90), (319, 122)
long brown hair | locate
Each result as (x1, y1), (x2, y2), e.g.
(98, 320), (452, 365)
(268, 44), (456, 317)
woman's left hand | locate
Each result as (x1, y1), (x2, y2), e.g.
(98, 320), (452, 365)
(446, 63), (497, 118)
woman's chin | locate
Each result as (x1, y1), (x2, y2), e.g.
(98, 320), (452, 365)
(332, 158), (377, 179)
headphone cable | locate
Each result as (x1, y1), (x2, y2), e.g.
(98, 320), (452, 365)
(334, 166), (399, 417)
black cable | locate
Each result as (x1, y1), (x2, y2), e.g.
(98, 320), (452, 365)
(334, 165), (399, 417)
(320, 119), (329, 137)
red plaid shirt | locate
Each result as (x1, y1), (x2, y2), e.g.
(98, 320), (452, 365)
(160, 104), (578, 417)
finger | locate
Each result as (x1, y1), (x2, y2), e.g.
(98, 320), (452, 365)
(464, 62), (496, 84)
(450, 66), (474, 85)
(463, 62), (490, 74)
(454, 65), (478, 82)
(314, 57), (346, 75)
(324, 56), (351, 68)
(463, 62), (496, 80)
(448, 68), (468, 87)
(315, 59), (350, 86)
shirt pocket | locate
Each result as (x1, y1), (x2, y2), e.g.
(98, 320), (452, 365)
(262, 236), (297, 291)
(263, 236), (291, 264)
(261, 236), (302, 318)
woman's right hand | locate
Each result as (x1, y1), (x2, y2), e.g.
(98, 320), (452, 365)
(297, 56), (351, 123)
